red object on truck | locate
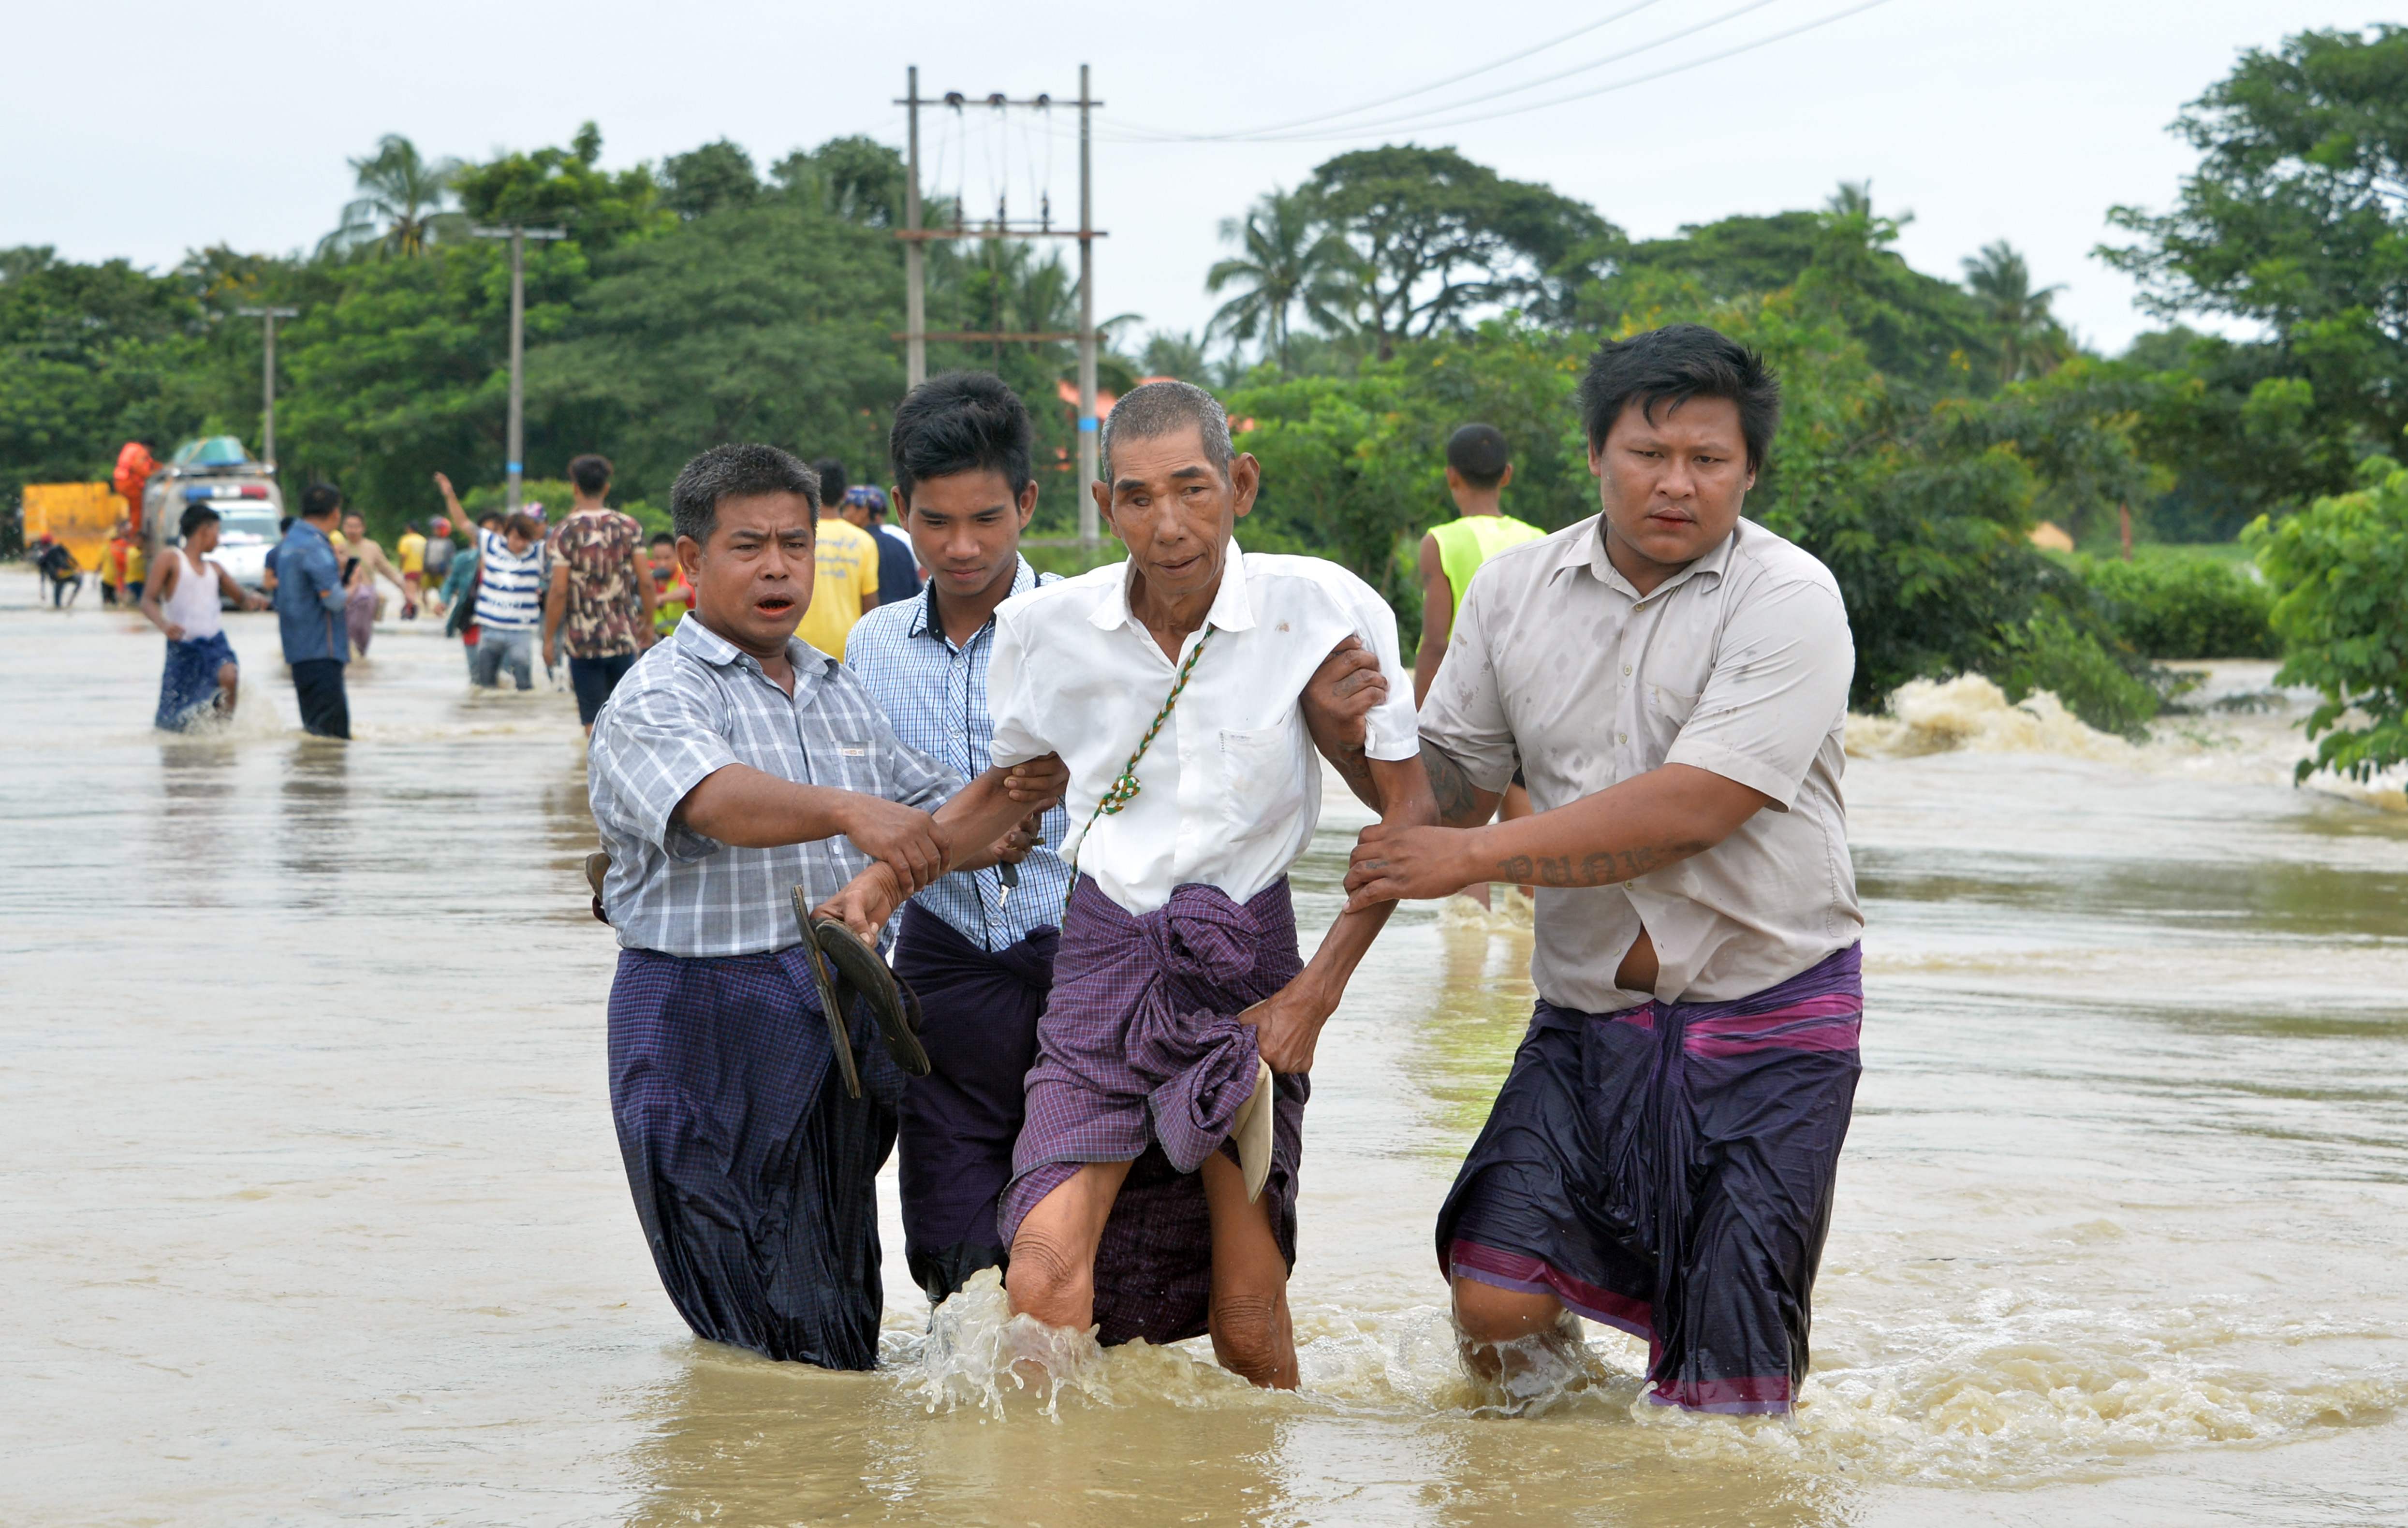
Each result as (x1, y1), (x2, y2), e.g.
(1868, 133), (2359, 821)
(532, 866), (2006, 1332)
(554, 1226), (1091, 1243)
(113, 442), (159, 532)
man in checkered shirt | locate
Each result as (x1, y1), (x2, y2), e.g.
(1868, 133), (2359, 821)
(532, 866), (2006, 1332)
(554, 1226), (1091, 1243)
(585, 442), (1063, 1370)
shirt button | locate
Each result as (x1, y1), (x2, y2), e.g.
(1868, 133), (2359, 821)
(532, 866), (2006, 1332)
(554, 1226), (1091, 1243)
(1618, 731), (1629, 743)
(1622, 664), (1631, 676)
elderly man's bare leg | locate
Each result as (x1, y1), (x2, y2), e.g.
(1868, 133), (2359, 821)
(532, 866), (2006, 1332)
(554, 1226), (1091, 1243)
(1004, 1159), (1131, 1333)
(1200, 1151), (1297, 1388)
(1452, 1277), (1583, 1384)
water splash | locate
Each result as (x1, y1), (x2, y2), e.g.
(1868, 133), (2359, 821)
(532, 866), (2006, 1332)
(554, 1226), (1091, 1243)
(1846, 675), (2133, 761)
(895, 1269), (1116, 1421)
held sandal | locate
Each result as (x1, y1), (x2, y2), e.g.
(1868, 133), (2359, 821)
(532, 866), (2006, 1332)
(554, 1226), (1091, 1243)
(792, 887), (863, 1100)
(811, 915), (932, 1077)
(1228, 1058), (1275, 1204)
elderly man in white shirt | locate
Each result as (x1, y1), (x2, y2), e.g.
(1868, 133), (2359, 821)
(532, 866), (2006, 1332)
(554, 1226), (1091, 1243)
(1342, 324), (1864, 1417)
(826, 381), (1435, 1386)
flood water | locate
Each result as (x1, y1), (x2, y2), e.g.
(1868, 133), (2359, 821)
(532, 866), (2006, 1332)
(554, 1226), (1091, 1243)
(3, 594), (2404, 1527)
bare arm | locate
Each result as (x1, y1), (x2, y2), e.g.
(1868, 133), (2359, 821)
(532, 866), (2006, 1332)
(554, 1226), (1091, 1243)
(213, 559), (264, 611)
(1412, 532), (1451, 710)
(630, 535), (659, 643)
(542, 562), (570, 664)
(1345, 762), (1770, 909)
(1249, 753), (1438, 1073)
(137, 554), (179, 637)
(809, 758), (1073, 932)
(1421, 739), (1504, 829)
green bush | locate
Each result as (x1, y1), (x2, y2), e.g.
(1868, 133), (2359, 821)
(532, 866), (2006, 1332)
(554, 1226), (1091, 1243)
(1991, 611), (2162, 738)
(2246, 459), (2408, 782)
(2080, 554), (2279, 658)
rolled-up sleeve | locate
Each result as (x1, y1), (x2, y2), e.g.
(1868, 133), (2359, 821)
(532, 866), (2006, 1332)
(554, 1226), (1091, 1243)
(1331, 569), (1423, 763)
(1416, 570), (1520, 793)
(1663, 575), (1854, 810)
(588, 678), (737, 861)
(985, 612), (1048, 768)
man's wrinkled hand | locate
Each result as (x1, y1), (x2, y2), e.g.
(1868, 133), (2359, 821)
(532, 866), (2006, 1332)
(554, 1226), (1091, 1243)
(813, 863), (903, 942)
(1242, 977), (1336, 1075)
(1301, 636), (1387, 754)
(991, 811), (1044, 866)
(1344, 820), (1478, 910)
(841, 796), (946, 895)
(1003, 753), (1069, 809)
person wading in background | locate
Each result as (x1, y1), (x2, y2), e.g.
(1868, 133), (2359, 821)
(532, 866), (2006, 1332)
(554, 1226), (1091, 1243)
(469, 510), (547, 691)
(1414, 423), (1547, 908)
(543, 453), (658, 733)
(273, 484), (352, 739)
(1342, 324), (1864, 1418)
(338, 510), (412, 655)
(795, 456), (878, 658)
(139, 503), (266, 729)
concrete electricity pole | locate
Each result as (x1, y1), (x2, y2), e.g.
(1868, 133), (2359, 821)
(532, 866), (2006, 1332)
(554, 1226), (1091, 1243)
(235, 305), (299, 467)
(470, 224), (568, 511)
(1076, 63), (1099, 552)
(905, 63), (926, 390)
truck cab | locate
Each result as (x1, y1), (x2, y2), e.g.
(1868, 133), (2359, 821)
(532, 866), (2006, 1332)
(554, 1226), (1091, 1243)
(142, 437), (285, 602)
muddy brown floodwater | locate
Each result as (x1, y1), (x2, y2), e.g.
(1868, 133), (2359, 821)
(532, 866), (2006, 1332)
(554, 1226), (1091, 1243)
(2, 594), (2404, 1527)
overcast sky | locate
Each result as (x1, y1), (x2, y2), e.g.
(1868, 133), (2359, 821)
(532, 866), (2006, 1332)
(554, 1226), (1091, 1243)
(2, 0), (2368, 356)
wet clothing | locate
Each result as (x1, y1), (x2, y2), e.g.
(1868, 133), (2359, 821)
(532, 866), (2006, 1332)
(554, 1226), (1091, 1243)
(845, 556), (1071, 952)
(587, 611), (963, 1368)
(609, 945), (903, 1368)
(345, 579), (377, 655)
(271, 521), (347, 665)
(793, 516), (878, 661)
(555, 509), (646, 660)
(1429, 512), (1545, 621)
(472, 528), (545, 631)
(159, 547), (224, 640)
(570, 652), (637, 725)
(472, 626), (536, 690)
(999, 875), (1308, 1347)
(1441, 945), (1863, 1415)
(156, 632), (237, 731)
(988, 551), (1419, 915)
(290, 657), (350, 739)
(892, 902), (1059, 1303)
(1420, 516), (1859, 1013)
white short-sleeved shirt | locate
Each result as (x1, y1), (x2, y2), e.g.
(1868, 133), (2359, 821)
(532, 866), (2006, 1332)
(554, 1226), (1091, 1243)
(988, 547), (1419, 915)
(1420, 515), (1861, 1012)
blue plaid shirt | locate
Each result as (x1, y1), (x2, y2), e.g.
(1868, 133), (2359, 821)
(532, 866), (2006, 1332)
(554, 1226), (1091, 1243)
(845, 556), (1071, 951)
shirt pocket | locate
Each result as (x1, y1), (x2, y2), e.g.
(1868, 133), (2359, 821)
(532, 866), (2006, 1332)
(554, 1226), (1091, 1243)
(1645, 681), (1699, 729)
(1218, 724), (1308, 841)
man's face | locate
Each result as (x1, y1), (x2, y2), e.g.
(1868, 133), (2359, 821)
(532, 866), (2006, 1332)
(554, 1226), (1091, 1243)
(189, 520), (220, 553)
(1589, 395), (1755, 575)
(649, 540), (675, 569)
(905, 470), (1035, 604)
(839, 500), (874, 532)
(1095, 427), (1258, 608)
(679, 491), (816, 654)
(342, 515), (366, 542)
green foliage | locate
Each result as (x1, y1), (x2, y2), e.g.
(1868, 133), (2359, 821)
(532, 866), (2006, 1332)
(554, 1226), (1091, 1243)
(2247, 460), (2408, 781)
(452, 123), (668, 254)
(320, 135), (461, 259)
(2105, 25), (2408, 520)
(660, 140), (759, 220)
(2079, 554), (2278, 658)
(1990, 612), (2164, 739)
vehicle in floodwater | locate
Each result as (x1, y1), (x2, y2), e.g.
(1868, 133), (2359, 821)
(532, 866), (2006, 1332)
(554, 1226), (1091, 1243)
(138, 437), (284, 602)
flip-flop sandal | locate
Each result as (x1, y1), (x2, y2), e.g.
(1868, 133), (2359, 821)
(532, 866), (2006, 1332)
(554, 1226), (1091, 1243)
(1228, 1058), (1275, 1204)
(812, 915), (931, 1077)
(792, 887), (863, 1100)
(584, 851), (611, 926)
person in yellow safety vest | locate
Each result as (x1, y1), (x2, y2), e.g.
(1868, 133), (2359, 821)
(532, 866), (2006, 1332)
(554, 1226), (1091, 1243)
(1414, 423), (1547, 907)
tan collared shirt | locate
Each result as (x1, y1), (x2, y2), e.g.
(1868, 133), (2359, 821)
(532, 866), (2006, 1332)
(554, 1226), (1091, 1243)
(1420, 515), (1860, 1012)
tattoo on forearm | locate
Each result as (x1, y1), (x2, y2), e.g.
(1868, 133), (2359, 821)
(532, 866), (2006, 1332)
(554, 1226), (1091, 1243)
(1422, 743), (1485, 828)
(1499, 846), (1675, 888)
(1330, 744), (1376, 804)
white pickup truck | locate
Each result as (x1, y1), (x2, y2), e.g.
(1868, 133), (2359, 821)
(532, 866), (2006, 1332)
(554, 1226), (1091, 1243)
(140, 437), (286, 602)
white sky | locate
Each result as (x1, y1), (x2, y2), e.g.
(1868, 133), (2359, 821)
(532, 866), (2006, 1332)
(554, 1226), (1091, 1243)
(1, 0), (2367, 356)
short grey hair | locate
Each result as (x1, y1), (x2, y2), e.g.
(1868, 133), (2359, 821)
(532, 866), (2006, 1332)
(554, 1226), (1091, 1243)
(1101, 380), (1235, 483)
(669, 442), (820, 546)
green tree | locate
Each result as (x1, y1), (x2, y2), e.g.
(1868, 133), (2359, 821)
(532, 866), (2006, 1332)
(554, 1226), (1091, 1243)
(1305, 145), (1618, 358)
(452, 122), (666, 253)
(1205, 188), (1350, 373)
(2104, 25), (2408, 486)
(660, 140), (760, 220)
(319, 135), (462, 259)
(1962, 240), (2067, 384)
(2248, 458), (2408, 781)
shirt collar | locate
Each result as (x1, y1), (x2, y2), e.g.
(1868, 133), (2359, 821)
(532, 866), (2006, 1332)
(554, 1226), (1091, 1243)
(911, 554), (1036, 642)
(673, 611), (833, 693)
(1089, 541), (1257, 635)
(1564, 514), (1742, 603)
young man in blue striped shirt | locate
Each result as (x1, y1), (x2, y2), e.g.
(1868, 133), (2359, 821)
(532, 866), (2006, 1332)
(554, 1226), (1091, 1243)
(844, 372), (1069, 1307)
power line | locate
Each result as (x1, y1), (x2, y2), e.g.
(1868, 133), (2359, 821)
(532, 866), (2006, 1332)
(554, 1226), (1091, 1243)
(1106, 0), (1672, 144)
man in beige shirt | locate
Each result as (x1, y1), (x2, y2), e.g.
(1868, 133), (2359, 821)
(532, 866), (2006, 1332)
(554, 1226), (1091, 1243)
(1339, 323), (1862, 1417)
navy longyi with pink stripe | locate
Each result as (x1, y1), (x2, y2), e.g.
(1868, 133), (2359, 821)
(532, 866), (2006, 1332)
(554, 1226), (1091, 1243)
(1438, 943), (1864, 1414)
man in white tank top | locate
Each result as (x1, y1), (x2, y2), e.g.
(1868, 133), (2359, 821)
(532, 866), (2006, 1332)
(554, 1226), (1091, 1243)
(140, 504), (265, 730)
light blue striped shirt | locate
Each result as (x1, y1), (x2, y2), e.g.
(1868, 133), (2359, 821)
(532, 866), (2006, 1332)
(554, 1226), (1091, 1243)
(473, 527), (546, 630)
(846, 556), (1071, 951)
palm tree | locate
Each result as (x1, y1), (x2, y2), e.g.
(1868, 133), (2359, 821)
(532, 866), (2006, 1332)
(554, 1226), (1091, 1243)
(319, 135), (462, 259)
(1963, 240), (2068, 384)
(1205, 188), (1350, 373)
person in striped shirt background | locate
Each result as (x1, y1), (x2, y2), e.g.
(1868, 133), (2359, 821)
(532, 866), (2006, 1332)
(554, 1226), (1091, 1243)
(470, 511), (548, 690)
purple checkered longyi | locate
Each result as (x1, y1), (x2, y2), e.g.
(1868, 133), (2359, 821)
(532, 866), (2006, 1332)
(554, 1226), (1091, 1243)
(998, 874), (1308, 1346)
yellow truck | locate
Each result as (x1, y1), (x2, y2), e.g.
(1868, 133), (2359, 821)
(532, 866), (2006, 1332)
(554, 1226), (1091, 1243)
(20, 482), (129, 573)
